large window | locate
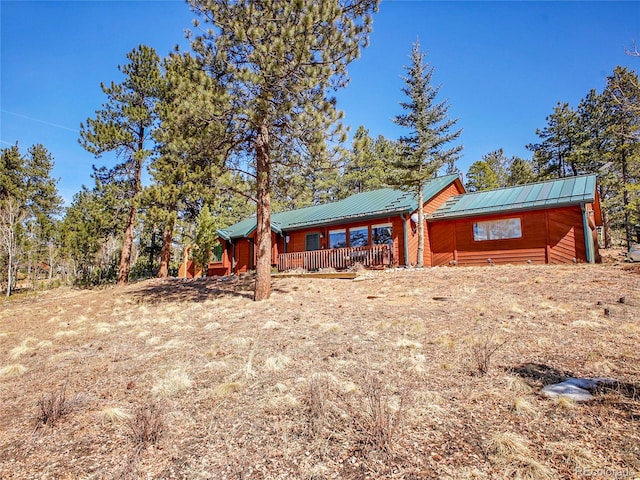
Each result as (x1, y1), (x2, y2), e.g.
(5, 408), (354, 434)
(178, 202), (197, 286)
(372, 223), (393, 245)
(349, 226), (369, 247)
(473, 218), (522, 241)
(329, 229), (346, 249)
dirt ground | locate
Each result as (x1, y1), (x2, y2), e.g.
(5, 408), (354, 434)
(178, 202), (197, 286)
(1, 261), (639, 479)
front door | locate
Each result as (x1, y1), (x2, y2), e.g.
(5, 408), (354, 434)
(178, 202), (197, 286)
(305, 233), (320, 251)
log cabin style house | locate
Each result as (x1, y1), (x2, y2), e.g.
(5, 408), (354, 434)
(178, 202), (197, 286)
(188, 174), (601, 277)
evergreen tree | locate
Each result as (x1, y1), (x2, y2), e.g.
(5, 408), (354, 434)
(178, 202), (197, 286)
(150, 52), (234, 277)
(189, 0), (378, 300)
(80, 45), (163, 285)
(505, 157), (535, 186)
(339, 126), (389, 197)
(465, 160), (499, 192)
(391, 41), (462, 267)
(0, 144), (62, 296)
(192, 205), (219, 275)
(527, 102), (582, 179)
(602, 67), (640, 248)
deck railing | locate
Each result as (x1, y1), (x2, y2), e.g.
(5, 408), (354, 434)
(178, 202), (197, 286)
(277, 244), (392, 272)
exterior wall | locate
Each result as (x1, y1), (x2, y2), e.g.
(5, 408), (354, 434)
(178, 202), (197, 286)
(234, 237), (253, 273)
(221, 232), (284, 275)
(428, 206), (591, 266)
(407, 179), (466, 267)
(208, 239), (233, 276)
(283, 216), (405, 266)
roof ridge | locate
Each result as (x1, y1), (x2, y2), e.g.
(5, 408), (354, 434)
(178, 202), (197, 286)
(458, 173), (597, 197)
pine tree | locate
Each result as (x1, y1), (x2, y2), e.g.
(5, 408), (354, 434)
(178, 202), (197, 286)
(505, 157), (535, 186)
(602, 67), (640, 248)
(150, 52), (234, 277)
(80, 45), (163, 285)
(392, 41), (462, 267)
(339, 126), (389, 197)
(189, 0), (378, 300)
(527, 102), (582, 179)
(0, 144), (62, 296)
(465, 161), (499, 192)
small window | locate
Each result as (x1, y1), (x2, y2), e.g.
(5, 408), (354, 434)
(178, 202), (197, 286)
(349, 226), (369, 247)
(473, 218), (522, 241)
(211, 243), (223, 262)
(329, 229), (347, 249)
(372, 223), (393, 245)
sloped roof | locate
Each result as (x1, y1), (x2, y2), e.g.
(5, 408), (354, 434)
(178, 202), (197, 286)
(428, 174), (598, 221)
(218, 174), (461, 239)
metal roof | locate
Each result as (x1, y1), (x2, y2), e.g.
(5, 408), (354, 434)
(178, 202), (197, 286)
(218, 174), (461, 239)
(428, 174), (597, 221)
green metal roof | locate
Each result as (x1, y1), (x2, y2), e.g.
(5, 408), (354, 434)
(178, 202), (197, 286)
(428, 174), (597, 221)
(218, 174), (460, 239)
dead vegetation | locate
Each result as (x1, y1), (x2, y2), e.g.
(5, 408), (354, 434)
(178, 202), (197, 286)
(0, 263), (639, 478)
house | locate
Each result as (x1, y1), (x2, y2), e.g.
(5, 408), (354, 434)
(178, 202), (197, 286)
(200, 173), (601, 276)
(427, 174), (601, 266)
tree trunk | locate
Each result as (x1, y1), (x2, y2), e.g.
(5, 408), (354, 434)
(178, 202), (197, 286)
(6, 240), (12, 298)
(117, 137), (144, 285)
(621, 149), (632, 249)
(602, 209), (612, 249)
(157, 217), (175, 278)
(416, 182), (425, 268)
(118, 205), (136, 285)
(254, 122), (272, 301)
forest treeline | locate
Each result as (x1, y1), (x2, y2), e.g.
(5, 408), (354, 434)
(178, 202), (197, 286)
(1, 1), (639, 298)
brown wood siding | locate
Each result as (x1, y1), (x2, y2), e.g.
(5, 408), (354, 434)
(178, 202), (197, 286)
(407, 180), (465, 267)
(429, 222), (455, 266)
(428, 206), (590, 266)
(235, 239), (251, 273)
(547, 207), (586, 263)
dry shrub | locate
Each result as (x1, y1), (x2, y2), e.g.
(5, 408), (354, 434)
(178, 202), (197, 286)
(352, 375), (404, 456)
(471, 327), (509, 375)
(120, 401), (165, 480)
(35, 382), (72, 430)
(305, 373), (331, 439)
(126, 401), (164, 448)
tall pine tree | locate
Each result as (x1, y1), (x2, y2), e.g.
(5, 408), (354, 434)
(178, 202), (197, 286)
(189, 0), (378, 300)
(392, 41), (462, 267)
(80, 45), (163, 285)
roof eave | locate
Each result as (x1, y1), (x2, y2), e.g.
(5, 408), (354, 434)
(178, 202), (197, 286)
(427, 198), (594, 222)
(282, 208), (412, 232)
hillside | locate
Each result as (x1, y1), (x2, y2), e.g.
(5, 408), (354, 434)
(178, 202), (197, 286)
(1, 264), (639, 479)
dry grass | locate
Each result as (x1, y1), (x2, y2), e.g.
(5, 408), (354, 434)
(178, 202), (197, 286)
(0, 264), (639, 478)
(0, 363), (28, 378)
(151, 367), (192, 398)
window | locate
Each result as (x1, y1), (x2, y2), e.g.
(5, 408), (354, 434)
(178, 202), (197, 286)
(473, 218), (522, 241)
(305, 233), (320, 251)
(349, 226), (369, 247)
(372, 223), (393, 245)
(329, 229), (346, 249)
(211, 243), (223, 262)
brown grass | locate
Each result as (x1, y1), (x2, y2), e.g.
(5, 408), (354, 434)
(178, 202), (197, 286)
(0, 264), (639, 478)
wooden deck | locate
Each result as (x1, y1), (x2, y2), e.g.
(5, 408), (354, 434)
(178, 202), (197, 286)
(277, 244), (392, 272)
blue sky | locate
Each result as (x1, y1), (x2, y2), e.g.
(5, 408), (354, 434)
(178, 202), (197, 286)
(2, 1), (639, 205)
